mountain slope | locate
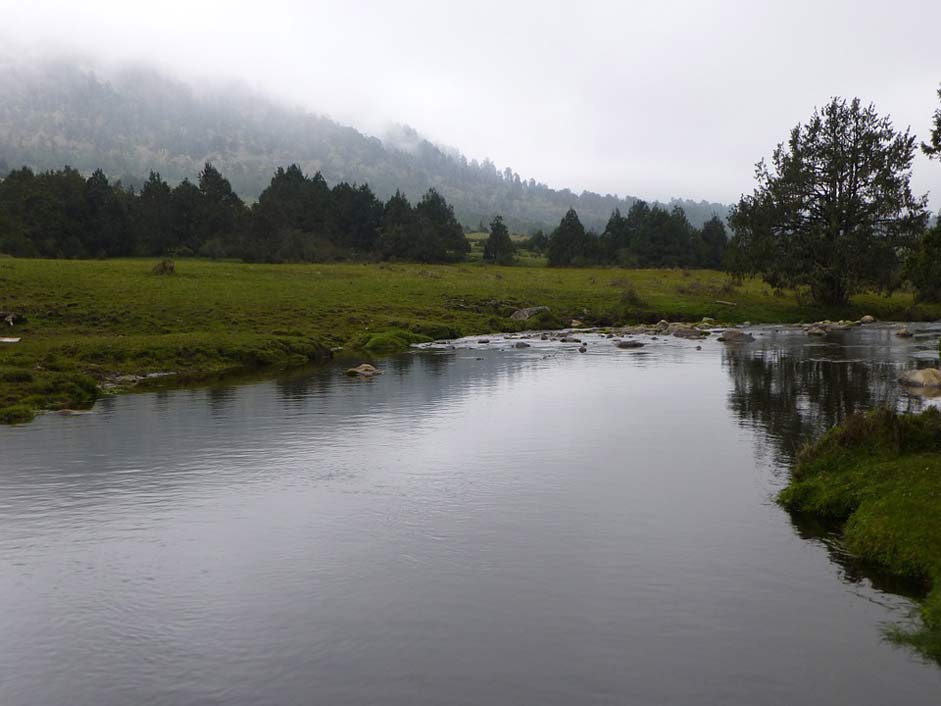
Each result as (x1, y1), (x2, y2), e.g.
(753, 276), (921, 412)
(0, 59), (729, 231)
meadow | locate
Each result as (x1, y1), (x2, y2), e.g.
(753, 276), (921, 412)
(2, 256), (941, 422)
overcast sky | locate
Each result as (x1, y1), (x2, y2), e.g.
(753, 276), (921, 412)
(4, 0), (941, 207)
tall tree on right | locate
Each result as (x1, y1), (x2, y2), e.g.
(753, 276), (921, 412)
(923, 84), (941, 158)
(727, 97), (928, 305)
(904, 83), (941, 302)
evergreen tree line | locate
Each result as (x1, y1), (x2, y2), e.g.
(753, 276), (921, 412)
(519, 202), (728, 268)
(0, 163), (470, 263)
(0, 161), (728, 268)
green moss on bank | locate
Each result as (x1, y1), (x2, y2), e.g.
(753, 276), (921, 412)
(353, 329), (433, 353)
(779, 408), (941, 659)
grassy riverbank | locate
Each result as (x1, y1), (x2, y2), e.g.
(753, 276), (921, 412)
(779, 408), (941, 660)
(2, 256), (941, 423)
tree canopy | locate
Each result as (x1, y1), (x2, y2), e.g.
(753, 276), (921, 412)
(0, 163), (472, 264)
(482, 215), (515, 264)
(727, 97), (928, 305)
(923, 84), (941, 160)
(547, 209), (594, 266)
(542, 202), (728, 268)
(905, 83), (941, 303)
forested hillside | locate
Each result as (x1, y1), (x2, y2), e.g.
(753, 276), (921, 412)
(0, 59), (729, 232)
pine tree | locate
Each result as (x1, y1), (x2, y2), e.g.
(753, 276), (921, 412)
(547, 208), (593, 266)
(728, 98), (928, 305)
(482, 215), (514, 264)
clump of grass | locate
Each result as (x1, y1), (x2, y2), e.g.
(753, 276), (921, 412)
(0, 368), (33, 383)
(0, 403), (34, 424)
(151, 259), (176, 275)
(780, 407), (941, 660)
(675, 280), (710, 296)
(352, 329), (432, 353)
(407, 322), (462, 340)
(674, 278), (741, 298)
(620, 283), (646, 307)
(526, 308), (563, 330)
(609, 277), (646, 307)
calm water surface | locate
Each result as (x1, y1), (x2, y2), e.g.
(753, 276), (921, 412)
(3, 324), (941, 705)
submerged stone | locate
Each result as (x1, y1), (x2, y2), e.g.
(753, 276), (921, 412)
(717, 329), (754, 343)
(898, 368), (941, 387)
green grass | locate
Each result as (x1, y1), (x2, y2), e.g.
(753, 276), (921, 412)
(2, 257), (940, 422)
(779, 408), (941, 661)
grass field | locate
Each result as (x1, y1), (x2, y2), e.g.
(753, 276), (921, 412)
(779, 409), (941, 661)
(2, 256), (941, 422)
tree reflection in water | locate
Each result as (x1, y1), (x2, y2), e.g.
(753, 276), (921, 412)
(722, 329), (936, 658)
(723, 334), (925, 468)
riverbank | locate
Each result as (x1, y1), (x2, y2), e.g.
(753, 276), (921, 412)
(779, 408), (941, 661)
(3, 257), (941, 423)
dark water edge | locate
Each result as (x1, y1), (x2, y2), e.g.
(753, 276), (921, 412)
(3, 324), (941, 705)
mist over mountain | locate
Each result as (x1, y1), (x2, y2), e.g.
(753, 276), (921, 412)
(0, 59), (729, 232)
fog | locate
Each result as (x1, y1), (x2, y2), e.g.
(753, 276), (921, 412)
(3, 0), (941, 208)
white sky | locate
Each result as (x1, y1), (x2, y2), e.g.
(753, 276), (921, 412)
(3, 0), (940, 208)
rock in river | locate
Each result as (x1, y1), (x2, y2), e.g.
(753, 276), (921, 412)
(514, 341), (531, 348)
(717, 329), (755, 343)
(671, 325), (705, 340)
(860, 315), (876, 324)
(898, 368), (941, 387)
(510, 306), (549, 321)
(616, 340), (645, 349)
(346, 363), (381, 378)
(895, 327), (914, 338)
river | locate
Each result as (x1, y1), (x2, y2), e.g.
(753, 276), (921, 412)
(2, 324), (941, 704)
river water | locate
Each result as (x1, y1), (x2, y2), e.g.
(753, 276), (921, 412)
(2, 324), (941, 705)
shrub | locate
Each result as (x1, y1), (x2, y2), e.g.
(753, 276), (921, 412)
(0, 369), (33, 383)
(619, 281), (646, 307)
(352, 329), (433, 353)
(0, 404), (35, 424)
(906, 225), (941, 302)
(152, 259), (176, 275)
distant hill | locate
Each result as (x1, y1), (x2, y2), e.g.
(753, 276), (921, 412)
(0, 58), (730, 232)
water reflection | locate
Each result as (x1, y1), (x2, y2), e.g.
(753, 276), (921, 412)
(207, 385), (237, 415)
(723, 328), (930, 466)
(722, 325), (940, 660)
(788, 511), (930, 604)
